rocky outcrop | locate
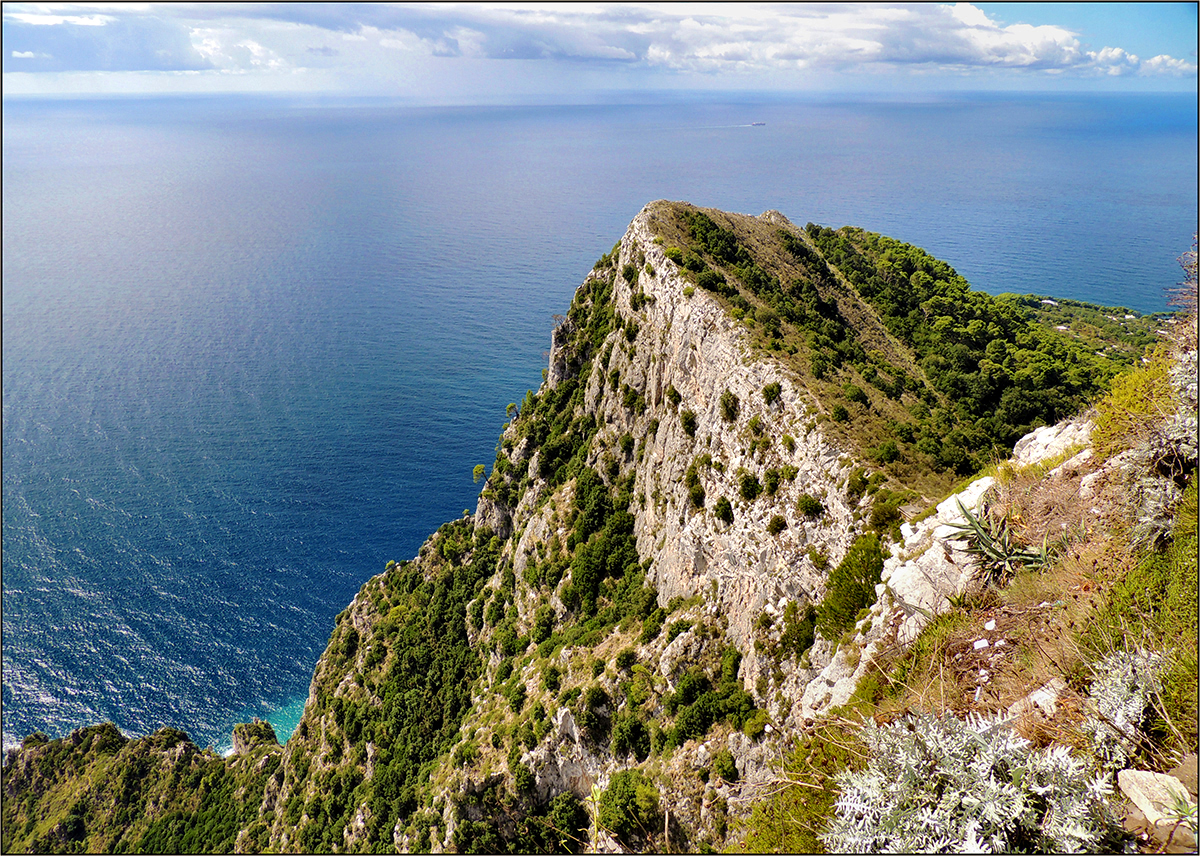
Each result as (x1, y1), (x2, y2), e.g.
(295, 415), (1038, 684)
(798, 414), (1102, 722)
(550, 204), (858, 716)
(231, 718), (278, 756)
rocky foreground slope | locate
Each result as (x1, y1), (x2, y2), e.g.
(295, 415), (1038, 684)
(3, 203), (1194, 854)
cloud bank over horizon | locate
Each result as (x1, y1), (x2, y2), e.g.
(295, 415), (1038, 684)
(3, 2), (1196, 98)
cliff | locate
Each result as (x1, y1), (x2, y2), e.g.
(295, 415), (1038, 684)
(3, 203), (1194, 854)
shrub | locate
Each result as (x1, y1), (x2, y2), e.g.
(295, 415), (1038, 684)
(846, 467), (868, 502)
(697, 269), (730, 294)
(513, 762), (534, 793)
(720, 390), (740, 423)
(843, 384), (869, 406)
(615, 647), (637, 671)
(680, 410), (698, 437)
(739, 723), (860, 854)
(821, 713), (1127, 853)
(547, 793), (589, 853)
(531, 604), (556, 645)
(831, 404), (849, 422)
(762, 382), (782, 405)
(1083, 649), (1165, 770)
(664, 246), (684, 264)
(739, 471), (761, 501)
(743, 710), (769, 740)
(622, 262), (638, 284)
(507, 682), (527, 714)
(611, 713), (651, 761)
(641, 609), (665, 643)
(816, 533), (883, 641)
(873, 440), (900, 463)
(782, 433), (796, 453)
(599, 769), (660, 847)
(666, 619), (693, 644)
(712, 749), (738, 782)
(542, 665), (561, 693)
(1092, 348), (1175, 460)
(779, 602), (818, 660)
(767, 515), (788, 535)
(666, 384), (682, 408)
(578, 686), (611, 740)
(797, 494), (824, 518)
(618, 433), (634, 456)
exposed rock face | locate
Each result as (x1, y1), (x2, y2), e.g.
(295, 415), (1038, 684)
(799, 414), (1101, 722)
(1010, 420), (1093, 468)
(547, 204), (857, 716)
(231, 719), (279, 756)
(1118, 769), (1198, 851)
(800, 475), (990, 720)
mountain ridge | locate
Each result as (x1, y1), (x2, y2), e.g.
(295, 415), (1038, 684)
(3, 202), (1192, 854)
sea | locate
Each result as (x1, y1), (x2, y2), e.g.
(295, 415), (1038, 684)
(3, 92), (1196, 753)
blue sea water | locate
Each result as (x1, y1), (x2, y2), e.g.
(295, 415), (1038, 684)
(2, 93), (1196, 752)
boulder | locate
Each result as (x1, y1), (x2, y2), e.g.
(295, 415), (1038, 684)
(1118, 769), (1198, 852)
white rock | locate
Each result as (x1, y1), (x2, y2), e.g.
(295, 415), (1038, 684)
(973, 639), (989, 650)
(1009, 420), (1093, 468)
(1008, 677), (1066, 719)
(984, 619), (996, 631)
(1118, 769), (1198, 850)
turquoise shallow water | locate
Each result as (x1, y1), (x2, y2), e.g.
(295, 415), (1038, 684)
(2, 93), (1196, 752)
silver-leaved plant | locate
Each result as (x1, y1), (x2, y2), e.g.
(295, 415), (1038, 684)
(1082, 648), (1165, 771)
(821, 712), (1130, 853)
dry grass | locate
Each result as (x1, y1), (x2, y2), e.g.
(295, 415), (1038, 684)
(992, 450), (1104, 546)
(868, 530), (1144, 746)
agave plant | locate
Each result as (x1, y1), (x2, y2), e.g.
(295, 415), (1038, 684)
(948, 499), (1053, 588)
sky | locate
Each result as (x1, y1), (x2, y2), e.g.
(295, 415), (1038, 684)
(2, 2), (1197, 100)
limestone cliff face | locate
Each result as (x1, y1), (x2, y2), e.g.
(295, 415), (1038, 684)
(254, 202), (878, 852)
(525, 202), (858, 719)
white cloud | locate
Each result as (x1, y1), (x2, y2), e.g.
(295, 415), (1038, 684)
(4, 11), (110, 26)
(188, 27), (287, 73)
(4, 2), (1194, 96)
(11, 50), (51, 58)
(597, 3), (1197, 79)
(1140, 54), (1197, 77)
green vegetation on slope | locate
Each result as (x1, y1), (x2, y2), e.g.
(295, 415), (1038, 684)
(652, 205), (1165, 499)
(0, 723), (280, 855)
(803, 224), (1135, 473)
(268, 520), (501, 853)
